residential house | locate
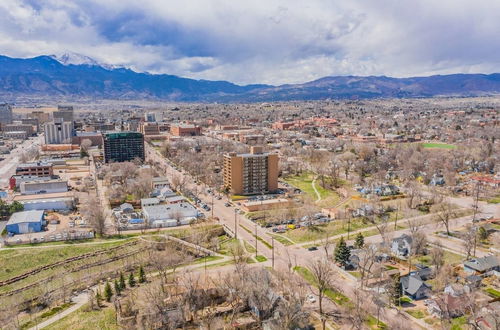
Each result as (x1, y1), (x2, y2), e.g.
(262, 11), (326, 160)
(401, 274), (431, 300)
(463, 255), (499, 275)
(391, 234), (412, 258)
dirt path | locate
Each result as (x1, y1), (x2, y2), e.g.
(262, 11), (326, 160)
(311, 177), (322, 202)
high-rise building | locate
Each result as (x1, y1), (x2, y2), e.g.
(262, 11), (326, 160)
(0, 103), (13, 124)
(145, 112), (156, 122)
(223, 146), (278, 195)
(103, 132), (145, 163)
(44, 119), (74, 144)
(53, 105), (74, 123)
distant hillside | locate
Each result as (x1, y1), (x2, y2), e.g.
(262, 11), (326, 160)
(1, 54), (500, 102)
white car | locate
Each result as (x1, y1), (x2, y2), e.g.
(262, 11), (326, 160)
(307, 294), (316, 303)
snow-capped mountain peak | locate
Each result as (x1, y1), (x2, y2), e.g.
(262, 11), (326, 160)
(50, 52), (116, 70)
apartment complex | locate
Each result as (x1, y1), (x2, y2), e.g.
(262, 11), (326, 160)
(103, 132), (145, 163)
(223, 146), (278, 195)
(15, 162), (54, 177)
(0, 103), (13, 124)
(44, 120), (74, 144)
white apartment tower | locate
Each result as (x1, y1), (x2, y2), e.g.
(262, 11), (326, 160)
(44, 119), (74, 144)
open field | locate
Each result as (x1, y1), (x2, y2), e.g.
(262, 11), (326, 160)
(44, 305), (118, 330)
(284, 172), (341, 207)
(421, 142), (457, 149)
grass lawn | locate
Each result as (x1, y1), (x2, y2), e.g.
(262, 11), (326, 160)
(450, 316), (467, 330)
(20, 302), (74, 330)
(199, 259), (235, 269)
(486, 196), (500, 204)
(218, 238), (242, 256)
(243, 240), (256, 253)
(190, 255), (224, 264)
(366, 315), (388, 329)
(0, 240), (132, 282)
(284, 172), (341, 207)
(484, 287), (500, 298)
(348, 271), (362, 279)
(293, 266), (350, 306)
(267, 233), (294, 245)
(255, 255), (267, 262)
(421, 142), (457, 149)
(406, 309), (425, 319)
(400, 296), (413, 304)
(44, 305), (118, 330)
(416, 250), (463, 267)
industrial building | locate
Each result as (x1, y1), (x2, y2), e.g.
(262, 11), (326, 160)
(103, 131), (145, 163)
(2, 123), (34, 136)
(223, 146), (279, 195)
(20, 197), (75, 211)
(16, 162), (54, 177)
(6, 210), (45, 235)
(44, 119), (74, 144)
(142, 203), (200, 227)
(20, 179), (68, 195)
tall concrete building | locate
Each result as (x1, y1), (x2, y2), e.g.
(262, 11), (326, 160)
(53, 105), (74, 123)
(0, 103), (13, 124)
(223, 146), (278, 195)
(44, 119), (74, 144)
(103, 132), (145, 163)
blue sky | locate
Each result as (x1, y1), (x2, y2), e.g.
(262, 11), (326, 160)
(1, 0), (499, 85)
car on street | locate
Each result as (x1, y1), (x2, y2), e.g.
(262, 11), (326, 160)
(307, 246), (318, 251)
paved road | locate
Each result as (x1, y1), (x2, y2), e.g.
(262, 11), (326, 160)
(145, 143), (421, 329)
(0, 137), (40, 189)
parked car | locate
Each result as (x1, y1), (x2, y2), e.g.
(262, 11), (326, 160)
(224, 202), (231, 207)
(307, 246), (318, 251)
(307, 294), (316, 303)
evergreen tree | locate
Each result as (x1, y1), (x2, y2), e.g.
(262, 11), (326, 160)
(354, 233), (365, 248)
(334, 236), (351, 267)
(119, 272), (126, 290)
(95, 289), (102, 308)
(104, 281), (113, 302)
(390, 274), (402, 306)
(128, 272), (136, 287)
(114, 279), (121, 296)
(138, 266), (146, 283)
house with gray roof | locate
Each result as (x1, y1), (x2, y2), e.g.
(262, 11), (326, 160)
(401, 274), (431, 300)
(391, 234), (412, 258)
(143, 203), (200, 228)
(463, 255), (499, 275)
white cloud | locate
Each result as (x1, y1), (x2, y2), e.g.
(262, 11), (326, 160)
(0, 0), (499, 84)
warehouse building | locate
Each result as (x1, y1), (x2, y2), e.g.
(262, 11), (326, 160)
(16, 162), (54, 177)
(6, 210), (45, 235)
(20, 179), (68, 195)
(142, 203), (200, 227)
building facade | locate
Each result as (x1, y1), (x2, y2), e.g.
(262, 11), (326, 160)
(16, 162), (54, 177)
(53, 105), (74, 123)
(44, 120), (74, 144)
(0, 103), (13, 124)
(223, 146), (278, 195)
(103, 132), (145, 163)
(170, 124), (202, 136)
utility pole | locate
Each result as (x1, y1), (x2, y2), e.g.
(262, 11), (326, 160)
(272, 237), (275, 269)
(211, 193), (214, 219)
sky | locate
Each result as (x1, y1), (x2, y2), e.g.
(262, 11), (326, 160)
(1, 0), (499, 85)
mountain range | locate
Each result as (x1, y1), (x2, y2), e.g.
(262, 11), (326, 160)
(1, 54), (500, 102)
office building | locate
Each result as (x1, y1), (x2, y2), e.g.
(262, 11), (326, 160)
(3, 123), (34, 136)
(170, 124), (201, 136)
(139, 122), (160, 135)
(53, 105), (74, 123)
(0, 103), (13, 124)
(145, 112), (156, 122)
(44, 119), (74, 144)
(103, 132), (145, 163)
(223, 146), (278, 195)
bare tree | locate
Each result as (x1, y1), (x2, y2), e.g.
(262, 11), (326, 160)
(82, 195), (106, 236)
(308, 258), (334, 330)
(429, 241), (445, 273)
(432, 202), (458, 236)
